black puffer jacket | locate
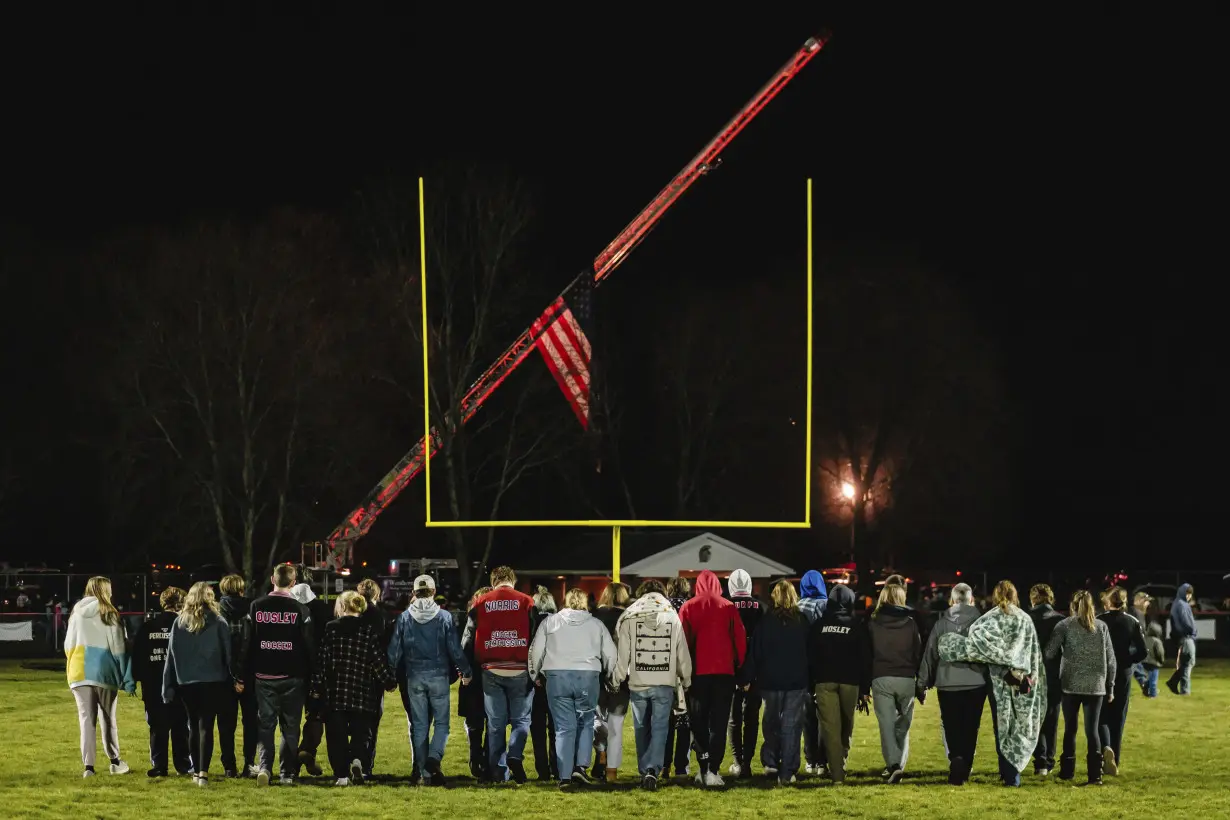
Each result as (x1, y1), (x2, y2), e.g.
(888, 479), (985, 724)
(868, 604), (921, 680)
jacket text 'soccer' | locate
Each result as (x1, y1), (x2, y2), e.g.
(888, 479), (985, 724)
(245, 591), (316, 680)
(466, 586), (536, 673)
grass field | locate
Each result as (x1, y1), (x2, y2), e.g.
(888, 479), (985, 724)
(1, 659), (1227, 819)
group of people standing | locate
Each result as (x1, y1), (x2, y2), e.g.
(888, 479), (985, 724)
(62, 565), (1200, 791)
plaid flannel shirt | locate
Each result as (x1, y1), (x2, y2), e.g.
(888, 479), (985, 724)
(312, 616), (396, 714)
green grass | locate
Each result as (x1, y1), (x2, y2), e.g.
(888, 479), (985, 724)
(1, 659), (1227, 819)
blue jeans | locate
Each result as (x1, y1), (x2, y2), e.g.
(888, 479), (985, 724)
(986, 684), (1020, 787)
(405, 674), (451, 775)
(629, 685), (673, 775)
(1168, 638), (1195, 694)
(760, 689), (807, 781)
(544, 670), (599, 781)
(1132, 662), (1148, 690)
(482, 671), (533, 779)
(1145, 667), (1159, 697)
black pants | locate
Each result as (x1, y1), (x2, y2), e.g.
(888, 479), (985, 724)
(180, 681), (228, 776)
(326, 709), (374, 779)
(664, 710), (691, 775)
(529, 678), (557, 778)
(299, 700), (325, 760)
(802, 688), (826, 767)
(1098, 670), (1131, 764)
(217, 682), (259, 772)
(144, 697), (192, 774)
(1032, 678), (1061, 771)
(459, 682), (487, 772)
(255, 677), (307, 777)
(728, 684), (762, 768)
(688, 674), (735, 775)
(937, 686), (985, 777)
(364, 690), (383, 776)
(1061, 692), (1102, 775)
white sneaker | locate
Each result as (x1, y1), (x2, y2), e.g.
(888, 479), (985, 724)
(82, 769), (95, 778)
(335, 777), (350, 786)
(194, 775), (209, 787)
(805, 763), (819, 776)
(109, 760), (130, 775)
(279, 776), (296, 786)
(764, 766), (778, 777)
(694, 770), (706, 786)
(256, 769), (271, 786)
(704, 771), (725, 787)
(350, 758), (364, 783)
(728, 762), (743, 777)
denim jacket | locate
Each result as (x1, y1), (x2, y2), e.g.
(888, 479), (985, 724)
(388, 599), (471, 680)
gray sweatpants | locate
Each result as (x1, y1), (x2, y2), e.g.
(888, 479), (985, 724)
(871, 676), (914, 770)
(72, 685), (120, 767)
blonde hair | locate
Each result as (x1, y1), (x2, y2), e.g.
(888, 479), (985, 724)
(598, 582), (631, 609)
(564, 587), (589, 611)
(470, 586), (493, 610)
(993, 580), (1019, 614)
(356, 579), (381, 602)
(335, 590), (368, 618)
(1070, 590), (1096, 631)
(1029, 584), (1054, 606)
(771, 579), (800, 621)
(220, 574), (245, 596)
(874, 583), (906, 615)
(178, 581), (220, 633)
(1104, 586), (1127, 610)
(83, 576), (120, 626)
(159, 586), (186, 613)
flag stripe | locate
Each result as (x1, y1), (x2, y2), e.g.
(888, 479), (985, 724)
(533, 284), (592, 428)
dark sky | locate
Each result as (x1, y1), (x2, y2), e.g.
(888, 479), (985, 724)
(1, 7), (1218, 570)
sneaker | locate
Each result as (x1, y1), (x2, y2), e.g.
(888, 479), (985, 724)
(109, 760), (130, 775)
(881, 767), (892, 779)
(694, 770), (706, 786)
(256, 769), (271, 786)
(1102, 748), (1118, 776)
(642, 772), (658, 791)
(1036, 768), (1051, 777)
(805, 763), (820, 776)
(1166, 679), (1179, 695)
(350, 759), (365, 784)
(409, 768), (422, 786)
(425, 757), (444, 787)
(558, 779), (573, 791)
(704, 771), (725, 787)
(507, 759), (528, 785)
(82, 769), (95, 778)
(571, 766), (592, 786)
(817, 764), (829, 779)
(298, 751), (322, 777)
(728, 762), (743, 777)
(335, 777), (350, 787)
(147, 768), (166, 778)
(194, 774), (209, 787)
(763, 766), (778, 777)
(888, 766), (905, 784)
(778, 774), (797, 785)
(279, 775), (296, 786)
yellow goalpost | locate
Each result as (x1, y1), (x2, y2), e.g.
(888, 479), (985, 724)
(419, 178), (815, 581)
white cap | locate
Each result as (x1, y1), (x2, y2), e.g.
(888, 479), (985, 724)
(413, 574), (436, 593)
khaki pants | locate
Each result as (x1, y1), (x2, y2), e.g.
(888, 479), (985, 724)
(72, 685), (120, 767)
(815, 682), (860, 781)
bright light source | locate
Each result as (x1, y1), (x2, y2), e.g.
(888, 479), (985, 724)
(841, 482), (855, 500)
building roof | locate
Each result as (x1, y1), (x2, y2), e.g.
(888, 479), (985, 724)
(495, 530), (792, 577)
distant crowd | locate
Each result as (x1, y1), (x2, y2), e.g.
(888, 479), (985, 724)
(62, 564), (1199, 790)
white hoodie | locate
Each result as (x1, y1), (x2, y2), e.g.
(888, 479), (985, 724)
(528, 608), (616, 678)
(612, 593), (692, 691)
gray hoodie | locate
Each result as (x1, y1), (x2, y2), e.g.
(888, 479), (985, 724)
(917, 603), (986, 691)
(528, 608), (616, 679)
(612, 592), (692, 691)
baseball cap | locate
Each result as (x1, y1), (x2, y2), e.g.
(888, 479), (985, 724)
(413, 574), (436, 592)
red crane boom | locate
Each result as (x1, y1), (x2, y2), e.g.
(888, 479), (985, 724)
(320, 32), (830, 568)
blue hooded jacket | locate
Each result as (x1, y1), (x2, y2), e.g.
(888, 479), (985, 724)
(797, 570), (829, 624)
(1170, 583), (1197, 639)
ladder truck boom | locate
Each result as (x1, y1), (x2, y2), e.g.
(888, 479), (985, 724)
(321, 32), (830, 569)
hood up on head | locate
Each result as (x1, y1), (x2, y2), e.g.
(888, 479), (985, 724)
(1146, 622), (1163, 638)
(826, 584), (856, 613)
(728, 569), (753, 597)
(409, 596), (440, 624)
(289, 583), (316, 604)
(1176, 583), (1192, 601)
(800, 570), (827, 600)
(694, 570), (722, 598)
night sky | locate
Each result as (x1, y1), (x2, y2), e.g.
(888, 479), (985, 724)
(0, 8), (1217, 572)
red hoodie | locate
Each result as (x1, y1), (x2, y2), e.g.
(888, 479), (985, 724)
(679, 570), (747, 676)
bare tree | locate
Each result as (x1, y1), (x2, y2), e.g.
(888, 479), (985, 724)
(103, 210), (342, 590)
(355, 167), (577, 592)
(811, 248), (1010, 583)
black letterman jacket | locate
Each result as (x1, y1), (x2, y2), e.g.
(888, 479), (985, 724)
(244, 589), (317, 681)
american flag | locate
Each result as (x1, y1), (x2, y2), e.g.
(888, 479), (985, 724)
(532, 273), (593, 429)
